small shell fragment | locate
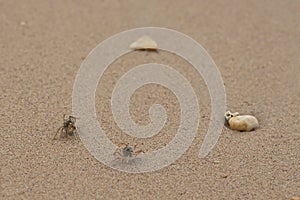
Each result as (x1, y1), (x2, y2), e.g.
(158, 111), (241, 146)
(225, 111), (259, 131)
(129, 35), (158, 50)
(221, 172), (229, 178)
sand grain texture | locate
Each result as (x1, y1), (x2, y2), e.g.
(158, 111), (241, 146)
(1, 0), (299, 199)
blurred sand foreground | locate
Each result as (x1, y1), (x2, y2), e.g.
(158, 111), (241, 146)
(1, 0), (299, 199)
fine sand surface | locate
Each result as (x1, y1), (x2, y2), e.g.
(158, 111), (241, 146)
(1, 0), (299, 199)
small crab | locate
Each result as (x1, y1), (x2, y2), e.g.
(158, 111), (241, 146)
(53, 114), (77, 140)
(224, 111), (240, 128)
(112, 143), (144, 163)
(224, 111), (240, 122)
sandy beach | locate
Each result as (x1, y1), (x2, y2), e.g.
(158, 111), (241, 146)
(1, 0), (299, 199)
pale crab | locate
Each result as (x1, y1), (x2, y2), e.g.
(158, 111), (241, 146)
(112, 143), (144, 163)
(53, 114), (78, 140)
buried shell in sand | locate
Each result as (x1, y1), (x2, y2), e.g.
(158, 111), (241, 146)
(129, 35), (158, 50)
(225, 111), (259, 131)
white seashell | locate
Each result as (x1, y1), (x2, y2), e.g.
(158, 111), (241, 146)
(129, 35), (158, 50)
(225, 111), (259, 131)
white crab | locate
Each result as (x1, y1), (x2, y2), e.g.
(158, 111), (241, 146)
(112, 143), (144, 163)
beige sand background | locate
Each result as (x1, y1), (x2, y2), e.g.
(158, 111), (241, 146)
(1, 0), (299, 199)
